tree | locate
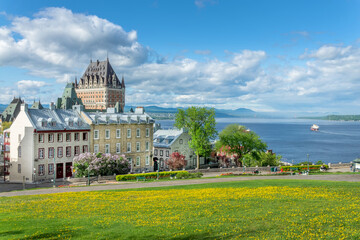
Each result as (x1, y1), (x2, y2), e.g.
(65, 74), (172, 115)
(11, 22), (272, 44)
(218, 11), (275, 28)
(258, 151), (282, 167)
(166, 152), (187, 170)
(216, 124), (267, 167)
(1, 121), (12, 134)
(73, 152), (130, 177)
(174, 107), (217, 170)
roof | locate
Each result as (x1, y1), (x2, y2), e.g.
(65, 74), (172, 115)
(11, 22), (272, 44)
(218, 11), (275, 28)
(77, 59), (124, 89)
(1, 97), (23, 122)
(84, 111), (155, 125)
(27, 108), (90, 131)
(153, 128), (184, 148)
(30, 100), (44, 109)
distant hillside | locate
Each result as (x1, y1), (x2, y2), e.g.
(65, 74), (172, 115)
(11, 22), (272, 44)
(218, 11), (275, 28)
(300, 115), (360, 121)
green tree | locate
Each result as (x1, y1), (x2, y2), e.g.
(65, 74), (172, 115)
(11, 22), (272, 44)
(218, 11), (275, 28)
(216, 124), (267, 167)
(1, 121), (12, 134)
(174, 107), (217, 170)
(258, 151), (282, 166)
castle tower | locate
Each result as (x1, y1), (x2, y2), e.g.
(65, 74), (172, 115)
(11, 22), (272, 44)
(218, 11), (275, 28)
(74, 59), (125, 111)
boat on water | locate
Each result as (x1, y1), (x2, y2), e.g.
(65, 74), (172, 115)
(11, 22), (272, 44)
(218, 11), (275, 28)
(311, 124), (319, 131)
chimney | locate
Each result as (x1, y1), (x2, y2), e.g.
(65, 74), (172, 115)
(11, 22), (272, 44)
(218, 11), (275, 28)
(50, 102), (55, 110)
(20, 103), (28, 112)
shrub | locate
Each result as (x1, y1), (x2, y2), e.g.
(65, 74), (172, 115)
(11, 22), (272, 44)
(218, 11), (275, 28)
(166, 152), (187, 170)
(73, 152), (129, 177)
(280, 165), (328, 172)
(176, 172), (190, 179)
(116, 171), (188, 181)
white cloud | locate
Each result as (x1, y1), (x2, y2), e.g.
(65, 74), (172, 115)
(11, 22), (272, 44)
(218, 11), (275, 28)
(1, 8), (360, 113)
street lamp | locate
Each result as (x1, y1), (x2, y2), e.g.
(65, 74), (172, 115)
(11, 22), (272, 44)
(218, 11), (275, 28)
(307, 154), (310, 173)
(53, 149), (56, 188)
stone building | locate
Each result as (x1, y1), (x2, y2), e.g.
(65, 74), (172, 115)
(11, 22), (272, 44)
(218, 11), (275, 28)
(81, 107), (154, 172)
(153, 128), (196, 170)
(75, 58), (125, 112)
(7, 103), (90, 183)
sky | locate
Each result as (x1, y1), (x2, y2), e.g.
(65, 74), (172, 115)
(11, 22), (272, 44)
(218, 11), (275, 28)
(0, 0), (360, 114)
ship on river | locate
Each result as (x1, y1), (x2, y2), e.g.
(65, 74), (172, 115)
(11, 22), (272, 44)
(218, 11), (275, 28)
(311, 124), (319, 131)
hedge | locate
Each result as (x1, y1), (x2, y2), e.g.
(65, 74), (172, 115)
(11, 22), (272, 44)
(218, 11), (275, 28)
(116, 171), (188, 181)
(280, 165), (328, 172)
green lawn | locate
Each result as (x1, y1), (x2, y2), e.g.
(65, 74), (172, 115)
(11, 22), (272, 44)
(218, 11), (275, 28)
(1, 180), (360, 239)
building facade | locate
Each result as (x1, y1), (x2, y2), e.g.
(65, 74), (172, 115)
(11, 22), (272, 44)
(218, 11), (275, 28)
(82, 107), (155, 172)
(8, 104), (90, 183)
(153, 128), (196, 170)
(56, 83), (83, 110)
(75, 59), (125, 111)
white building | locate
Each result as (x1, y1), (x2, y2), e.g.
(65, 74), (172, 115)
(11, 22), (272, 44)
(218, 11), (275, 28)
(153, 128), (196, 170)
(8, 104), (90, 183)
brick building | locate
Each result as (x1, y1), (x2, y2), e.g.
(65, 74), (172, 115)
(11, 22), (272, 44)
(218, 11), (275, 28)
(75, 58), (125, 111)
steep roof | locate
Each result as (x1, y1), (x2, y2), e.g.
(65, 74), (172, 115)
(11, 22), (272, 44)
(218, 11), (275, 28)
(27, 108), (90, 131)
(1, 97), (23, 122)
(78, 59), (124, 88)
(153, 129), (184, 148)
(30, 100), (44, 109)
(56, 83), (83, 110)
(83, 110), (155, 125)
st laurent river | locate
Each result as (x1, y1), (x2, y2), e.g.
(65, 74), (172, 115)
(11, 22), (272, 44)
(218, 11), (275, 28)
(157, 118), (360, 164)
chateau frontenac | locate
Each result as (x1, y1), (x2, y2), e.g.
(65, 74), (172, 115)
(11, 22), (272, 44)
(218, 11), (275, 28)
(74, 58), (125, 112)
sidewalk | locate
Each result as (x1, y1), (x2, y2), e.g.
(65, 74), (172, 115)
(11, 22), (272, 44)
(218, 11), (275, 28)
(1, 173), (360, 197)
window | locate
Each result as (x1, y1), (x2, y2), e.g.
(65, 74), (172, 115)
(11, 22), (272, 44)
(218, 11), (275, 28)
(116, 129), (121, 138)
(136, 128), (140, 138)
(66, 133), (71, 142)
(83, 145), (88, 153)
(48, 133), (54, 143)
(127, 142), (131, 152)
(179, 139), (183, 144)
(38, 134), (44, 143)
(48, 147), (54, 158)
(57, 133), (63, 142)
(146, 142), (149, 151)
(94, 130), (99, 139)
(145, 156), (149, 166)
(105, 144), (110, 154)
(74, 146), (80, 156)
(74, 133), (80, 141)
(160, 150), (163, 156)
(83, 132), (88, 141)
(39, 148), (45, 159)
(136, 156), (140, 166)
(18, 146), (21, 158)
(105, 129), (110, 139)
(18, 164), (21, 173)
(166, 150), (169, 157)
(42, 121), (47, 127)
(38, 164), (45, 176)
(66, 146), (71, 157)
(48, 163), (54, 175)
(136, 142), (140, 152)
(154, 149), (158, 156)
(127, 129), (131, 138)
(58, 147), (63, 158)
(146, 128), (150, 137)
(116, 143), (121, 153)
(94, 144), (99, 153)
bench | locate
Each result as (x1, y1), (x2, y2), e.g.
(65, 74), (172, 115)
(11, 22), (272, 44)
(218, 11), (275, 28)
(136, 176), (146, 181)
(170, 174), (177, 179)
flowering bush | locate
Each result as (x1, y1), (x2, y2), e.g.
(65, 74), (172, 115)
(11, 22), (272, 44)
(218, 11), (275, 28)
(73, 152), (129, 177)
(166, 152), (187, 170)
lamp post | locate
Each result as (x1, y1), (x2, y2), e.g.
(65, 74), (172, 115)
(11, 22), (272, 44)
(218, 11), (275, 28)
(53, 153), (56, 188)
(307, 154), (310, 173)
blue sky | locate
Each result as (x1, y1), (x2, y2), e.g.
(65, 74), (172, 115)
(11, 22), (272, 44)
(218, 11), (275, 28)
(0, 0), (360, 114)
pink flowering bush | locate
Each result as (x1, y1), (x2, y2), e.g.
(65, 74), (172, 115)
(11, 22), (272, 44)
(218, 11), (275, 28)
(166, 152), (187, 170)
(73, 152), (129, 177)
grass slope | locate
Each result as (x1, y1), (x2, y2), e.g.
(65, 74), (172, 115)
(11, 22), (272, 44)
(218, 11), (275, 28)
(1, 180), (360, 239)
